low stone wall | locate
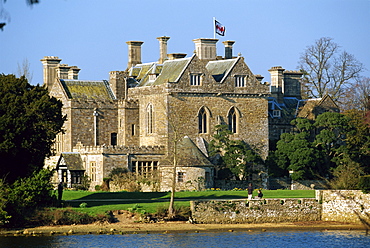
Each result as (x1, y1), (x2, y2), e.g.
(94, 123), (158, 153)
(191, 190), (370, 225)
(319, 190), (370, 224)
(191, 198), (321, 224)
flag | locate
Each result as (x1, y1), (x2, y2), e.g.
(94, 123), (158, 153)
(215, 19), (225, 36)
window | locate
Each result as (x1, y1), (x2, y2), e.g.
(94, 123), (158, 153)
(190, 74), (202, 86)
(71, 171), (84, 184)
(147, 104), (154, 134)
(178, 172), (185, 183)
(198, 107), (207, 133)
(111, 133), (117, 146)
(149, 74), (157, 81)
(205, 172), (210, 183)
(90, 162), (97, 182)
(235, 75), (246, 87)
(131, 124), (135, 136)
(273, 110), (281, 118)
(133, 161), (158, 178)
(228, 107), (238, 133)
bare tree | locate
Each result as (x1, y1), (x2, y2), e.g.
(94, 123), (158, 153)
(341, 77), (370, 112)
(299, 37), (364, 103)
(17, 58), (33, 84)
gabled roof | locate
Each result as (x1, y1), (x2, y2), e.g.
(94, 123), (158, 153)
(60, 79), (115, 100)
(297, 94), (339, 119)
(152, 55), (194, 85)
(57, 153), (84, 171)
(176, 136), (213, 167)
(206, 58), (239, 83)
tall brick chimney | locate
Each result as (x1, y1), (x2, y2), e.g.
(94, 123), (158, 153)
(157, 36), (170, 64)
(40, 56), (62, 89)
(222, 40), (235, 59)
(126, 41), (144, 69)
(193, 38), (218, 61)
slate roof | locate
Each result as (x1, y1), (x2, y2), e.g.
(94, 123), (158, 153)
(176, 136), (213, 167)
(57, 153), (84, 171)
(60, 79), (115, 100)
(152, 56), (194, 85)
(206, 58), (239, 82)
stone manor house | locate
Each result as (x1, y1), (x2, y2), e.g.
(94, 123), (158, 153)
(44, 37), (317, 191)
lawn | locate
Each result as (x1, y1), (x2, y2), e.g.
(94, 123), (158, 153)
(61, 189), (315, 215)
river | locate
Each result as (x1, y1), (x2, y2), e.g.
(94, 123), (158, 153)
(1, 230), (370, 248)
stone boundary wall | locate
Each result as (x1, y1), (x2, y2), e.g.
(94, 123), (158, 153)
(318, 190), (370, 224)
(191, 198), (321, 224)
(191, 190), (370, 224)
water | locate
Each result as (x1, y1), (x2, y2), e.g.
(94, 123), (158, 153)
(1, 230), (370, 248)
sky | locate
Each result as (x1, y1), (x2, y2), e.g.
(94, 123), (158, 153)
(1, 0), (369, 85)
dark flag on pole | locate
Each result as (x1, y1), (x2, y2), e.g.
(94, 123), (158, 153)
(215, 19), (225, 36)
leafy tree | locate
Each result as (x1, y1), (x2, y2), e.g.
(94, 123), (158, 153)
(274, 131), (321, 180)
(0, 74), (65, 183)
(270, 111), (369, 185)
(209, 124), (262, 180)
(299, 37), (363, 105)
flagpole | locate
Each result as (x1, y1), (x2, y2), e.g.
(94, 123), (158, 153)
(213, 17), (216, 39)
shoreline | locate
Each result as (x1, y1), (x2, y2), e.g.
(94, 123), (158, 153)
(0, 221), (366, 236)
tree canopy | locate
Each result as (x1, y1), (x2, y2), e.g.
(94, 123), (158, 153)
(209, 124), (262, 180)
(269, 111), (370, 187)
(0, 74), (65, 183)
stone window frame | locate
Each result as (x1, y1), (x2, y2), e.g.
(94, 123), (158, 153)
(234, 75), (247, 87)
(90, 161), (97, 182)
(146, 103), (154, 134)
(177, 171), (185, 183)
(227, 106), (240, 134)
(132, 161), (158, 178)
(198, 106), (211, 134)
(190, 73), (203, 86)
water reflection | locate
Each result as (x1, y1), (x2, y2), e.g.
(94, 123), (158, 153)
(1, 230), (370, 248)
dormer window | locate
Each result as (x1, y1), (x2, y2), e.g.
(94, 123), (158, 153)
(273, 110), (281, 118)
(235, 75), (246, 87)
(149, 74), (157, 81)
(190, 74), (202, 86)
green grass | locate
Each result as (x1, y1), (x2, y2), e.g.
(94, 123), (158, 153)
(60, 189), (315, 216)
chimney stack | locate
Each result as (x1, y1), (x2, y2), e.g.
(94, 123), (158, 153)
(268, 66), (285, 103)
(68, 66), (81, 80)
(193, 38), (218, 61)
(56, 64), (71, 79)
(126, 41), (144, 69)
(222, 40), (235, 59)
(40, 56), (62, 89)
(157, 36), (170, 64)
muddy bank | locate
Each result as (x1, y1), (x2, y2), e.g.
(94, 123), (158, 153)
(0, 221), (366, 236)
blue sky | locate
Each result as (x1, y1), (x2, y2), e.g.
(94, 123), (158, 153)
(1, 0), (369, 85)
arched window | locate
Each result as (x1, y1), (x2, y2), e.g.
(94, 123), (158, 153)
(228, 107), (238, 133)
(198, 107), (207, 133)
(147, 104), (154, 134)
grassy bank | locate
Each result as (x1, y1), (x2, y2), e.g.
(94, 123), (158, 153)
(61, 190), (315, 216)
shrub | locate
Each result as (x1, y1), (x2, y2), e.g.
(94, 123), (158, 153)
(5, 169), (56, 226)
(359, 175), (370, 193)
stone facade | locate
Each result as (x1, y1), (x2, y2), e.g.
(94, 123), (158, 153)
(43, 37), (271, 191)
